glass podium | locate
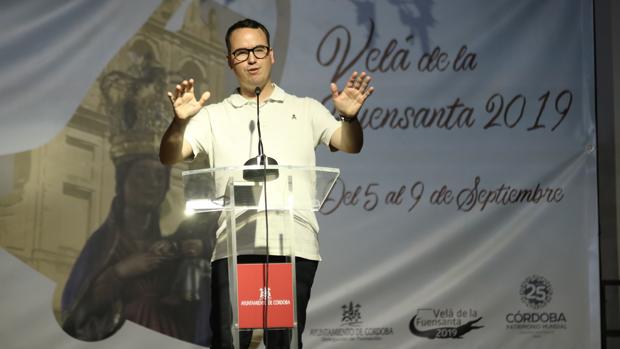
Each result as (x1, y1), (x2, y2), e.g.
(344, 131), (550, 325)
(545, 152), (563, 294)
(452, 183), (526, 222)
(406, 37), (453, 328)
(183, 165), (339, 349)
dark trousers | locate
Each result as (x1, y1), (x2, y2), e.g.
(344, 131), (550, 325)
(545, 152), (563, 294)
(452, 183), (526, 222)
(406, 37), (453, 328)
(210, 256), (318, 349)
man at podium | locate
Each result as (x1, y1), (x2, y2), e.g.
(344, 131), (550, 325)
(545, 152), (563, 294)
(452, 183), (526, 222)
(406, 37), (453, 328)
(160, 18), (374, 349)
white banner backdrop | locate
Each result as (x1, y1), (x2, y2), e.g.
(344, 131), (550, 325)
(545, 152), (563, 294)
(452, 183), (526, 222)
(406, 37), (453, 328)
(0, 0), (598, 348)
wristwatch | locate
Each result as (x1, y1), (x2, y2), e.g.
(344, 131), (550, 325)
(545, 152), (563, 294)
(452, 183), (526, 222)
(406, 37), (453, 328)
(339, 114), (357, 123)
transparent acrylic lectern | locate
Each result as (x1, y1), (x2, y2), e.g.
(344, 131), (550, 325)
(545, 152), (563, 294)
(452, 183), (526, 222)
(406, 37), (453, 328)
(182, 165), (339, 349)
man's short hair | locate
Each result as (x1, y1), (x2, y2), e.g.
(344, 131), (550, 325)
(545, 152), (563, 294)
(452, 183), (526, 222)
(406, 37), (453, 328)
(225, 18), (271, 55)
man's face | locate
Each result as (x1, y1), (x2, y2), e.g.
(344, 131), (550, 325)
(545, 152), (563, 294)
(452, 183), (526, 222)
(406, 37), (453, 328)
(227, 28), (275, 90)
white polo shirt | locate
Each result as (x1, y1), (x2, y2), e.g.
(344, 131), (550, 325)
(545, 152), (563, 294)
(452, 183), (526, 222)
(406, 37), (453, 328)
(184, 84), (340, 261)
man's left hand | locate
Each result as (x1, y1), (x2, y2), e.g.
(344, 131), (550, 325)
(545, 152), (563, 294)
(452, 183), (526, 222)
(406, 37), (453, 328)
(330, 71), (374, 119)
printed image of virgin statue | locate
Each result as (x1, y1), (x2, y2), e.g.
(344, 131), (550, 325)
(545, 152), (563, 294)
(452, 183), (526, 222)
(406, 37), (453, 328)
(59, 30), (218, 346)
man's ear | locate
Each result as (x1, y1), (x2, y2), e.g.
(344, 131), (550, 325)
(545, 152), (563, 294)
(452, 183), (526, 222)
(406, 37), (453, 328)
(226, 56), (233, 69)
(270, 49), (275, 64)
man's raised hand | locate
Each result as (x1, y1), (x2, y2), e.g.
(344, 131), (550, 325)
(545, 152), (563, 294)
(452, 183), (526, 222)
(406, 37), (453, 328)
(330, 71), (374, 119)
(167, 78), (211, 120)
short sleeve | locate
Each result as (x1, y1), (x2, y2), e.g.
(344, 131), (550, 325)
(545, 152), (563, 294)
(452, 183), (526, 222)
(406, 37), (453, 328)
(183, 107), (212, 158)
(306, 98), (340, 147)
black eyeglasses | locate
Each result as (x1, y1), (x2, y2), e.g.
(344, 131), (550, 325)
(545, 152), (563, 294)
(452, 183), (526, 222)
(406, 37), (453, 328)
(230, 45), (270, 63)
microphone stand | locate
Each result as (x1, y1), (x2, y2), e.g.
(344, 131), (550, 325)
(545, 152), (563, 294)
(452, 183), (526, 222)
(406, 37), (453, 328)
(241, 87), (278, 345)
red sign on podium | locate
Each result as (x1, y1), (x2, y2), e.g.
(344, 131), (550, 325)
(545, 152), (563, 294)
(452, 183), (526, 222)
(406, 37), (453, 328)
(237, 263), (294, 329)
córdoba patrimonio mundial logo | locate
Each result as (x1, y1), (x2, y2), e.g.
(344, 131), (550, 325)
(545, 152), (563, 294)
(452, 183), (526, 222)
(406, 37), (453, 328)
(519, 275), (553, 309)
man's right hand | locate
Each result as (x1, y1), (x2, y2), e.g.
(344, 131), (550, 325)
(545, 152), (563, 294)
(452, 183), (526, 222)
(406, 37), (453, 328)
(168, 78), (211, 120)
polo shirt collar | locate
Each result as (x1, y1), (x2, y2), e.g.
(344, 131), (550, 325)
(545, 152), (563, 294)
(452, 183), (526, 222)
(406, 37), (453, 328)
(228, 83), (287, 108)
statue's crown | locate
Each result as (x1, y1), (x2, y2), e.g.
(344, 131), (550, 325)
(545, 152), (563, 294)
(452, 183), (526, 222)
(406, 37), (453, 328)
(100, 55), (171, 162)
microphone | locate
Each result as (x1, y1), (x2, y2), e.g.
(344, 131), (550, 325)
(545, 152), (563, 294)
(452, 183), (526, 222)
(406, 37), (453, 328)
(243, 86), (279, 181)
